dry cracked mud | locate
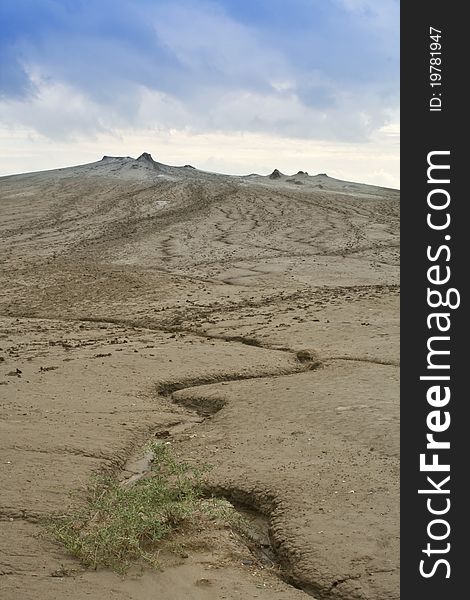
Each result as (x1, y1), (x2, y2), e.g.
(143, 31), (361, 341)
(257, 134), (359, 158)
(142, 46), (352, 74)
(0, 154), (399, 599)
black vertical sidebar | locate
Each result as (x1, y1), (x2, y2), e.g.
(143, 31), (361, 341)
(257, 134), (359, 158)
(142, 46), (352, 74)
(401, 3), (467, 599)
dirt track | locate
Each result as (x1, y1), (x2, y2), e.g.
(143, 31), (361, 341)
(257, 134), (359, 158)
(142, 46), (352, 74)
(0, 154), (399, 599)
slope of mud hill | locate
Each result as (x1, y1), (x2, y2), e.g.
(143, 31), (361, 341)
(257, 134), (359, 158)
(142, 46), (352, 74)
(0, 154), (399, 600)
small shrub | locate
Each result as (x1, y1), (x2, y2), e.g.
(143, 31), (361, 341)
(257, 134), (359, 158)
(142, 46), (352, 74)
(46, 443), (209, 572)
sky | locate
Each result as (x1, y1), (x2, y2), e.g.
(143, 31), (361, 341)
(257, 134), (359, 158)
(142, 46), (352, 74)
(0, 0), (399, 187)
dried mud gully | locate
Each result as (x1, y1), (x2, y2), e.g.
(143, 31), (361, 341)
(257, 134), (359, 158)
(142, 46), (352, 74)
(120, 339), (322, 597)
(116, 326), (397, 600)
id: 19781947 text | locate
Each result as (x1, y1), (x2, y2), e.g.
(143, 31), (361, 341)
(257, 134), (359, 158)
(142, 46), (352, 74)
(429, 27), (443, 112)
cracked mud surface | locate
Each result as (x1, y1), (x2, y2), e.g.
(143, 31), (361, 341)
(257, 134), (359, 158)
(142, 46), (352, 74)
(0, 156), (399, 599)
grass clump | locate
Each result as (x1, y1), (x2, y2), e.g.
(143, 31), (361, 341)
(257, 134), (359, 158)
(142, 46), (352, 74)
(47, 443), (209, 572)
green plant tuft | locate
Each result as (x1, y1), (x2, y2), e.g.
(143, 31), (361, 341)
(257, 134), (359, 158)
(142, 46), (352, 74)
(46, 443), (211, 572)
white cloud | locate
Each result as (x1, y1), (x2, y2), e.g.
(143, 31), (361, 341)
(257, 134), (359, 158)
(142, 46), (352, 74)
(0, 71), (397, 144)
(152, 2), (289, 85)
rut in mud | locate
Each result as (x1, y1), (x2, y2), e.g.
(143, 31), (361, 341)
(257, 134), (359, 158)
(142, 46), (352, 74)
(118, 351), (391, 600)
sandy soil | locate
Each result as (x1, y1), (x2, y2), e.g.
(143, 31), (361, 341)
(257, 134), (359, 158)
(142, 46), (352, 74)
(0, 154), (399, 599)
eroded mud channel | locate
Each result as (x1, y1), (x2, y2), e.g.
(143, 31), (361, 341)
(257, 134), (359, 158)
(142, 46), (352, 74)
(111, 339), (398, 600)
(118, 363), (319, 595)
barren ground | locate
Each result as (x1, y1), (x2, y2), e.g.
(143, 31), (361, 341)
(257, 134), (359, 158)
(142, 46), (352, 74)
(0, 155), (399, 600)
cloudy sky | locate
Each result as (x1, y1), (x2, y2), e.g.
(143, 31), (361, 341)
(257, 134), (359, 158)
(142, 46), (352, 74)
(0, 0), (399, 187)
